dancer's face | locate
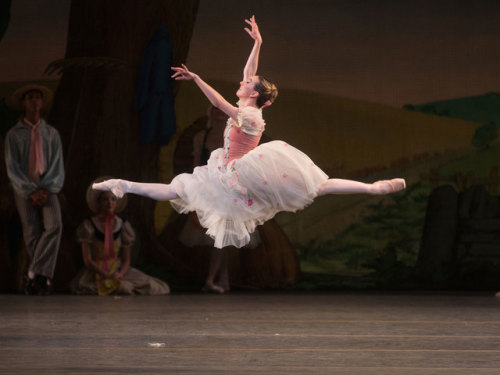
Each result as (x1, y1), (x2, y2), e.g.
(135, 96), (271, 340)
(99, 191), (118, 215)
(236, 76), (258, 99)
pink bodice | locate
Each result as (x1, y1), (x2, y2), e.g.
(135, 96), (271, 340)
(222, 105), (265, 164)
(225, 125), (262, 163)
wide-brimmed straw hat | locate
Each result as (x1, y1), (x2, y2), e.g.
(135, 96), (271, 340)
(9, 84), (54, 110)
(86, 176), (128, 214)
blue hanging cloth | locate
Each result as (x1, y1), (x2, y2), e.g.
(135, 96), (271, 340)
(134, 25), (176, 145)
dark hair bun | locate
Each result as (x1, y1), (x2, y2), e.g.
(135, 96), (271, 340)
(254, 76), (278, 108)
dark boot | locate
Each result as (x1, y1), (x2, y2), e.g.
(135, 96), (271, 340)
(35, 275), (54, 296)
(23, 276), (38, 295)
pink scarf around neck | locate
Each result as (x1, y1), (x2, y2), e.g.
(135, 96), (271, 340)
(25, 118), (45, 183)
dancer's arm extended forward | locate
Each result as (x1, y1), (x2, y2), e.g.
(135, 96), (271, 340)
(171, 64), (239, 120)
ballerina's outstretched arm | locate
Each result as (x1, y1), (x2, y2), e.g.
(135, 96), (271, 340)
(171, 64), (239, 121)
(242, 15), (262, 80)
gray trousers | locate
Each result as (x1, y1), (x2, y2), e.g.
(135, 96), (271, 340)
(14, 193), (62, 278)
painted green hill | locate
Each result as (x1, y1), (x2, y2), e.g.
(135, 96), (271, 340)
(170, 79), (479, 178)
(406, 92), (500, 125)
(406, 92), (500, 149)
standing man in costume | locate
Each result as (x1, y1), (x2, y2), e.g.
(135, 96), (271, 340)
(5, 84), (65, 295)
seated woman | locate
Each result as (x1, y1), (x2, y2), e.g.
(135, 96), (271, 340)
(71, 178), (170, 296)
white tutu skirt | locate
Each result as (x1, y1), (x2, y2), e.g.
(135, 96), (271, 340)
(170, 140), (329, 248)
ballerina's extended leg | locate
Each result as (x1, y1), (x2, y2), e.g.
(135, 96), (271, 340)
(92, 179), (179, 200)
(317, 178), (405, 196)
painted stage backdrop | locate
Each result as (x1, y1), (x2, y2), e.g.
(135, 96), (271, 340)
(160, 83), (500, 291)
(0, 1), (499, 291)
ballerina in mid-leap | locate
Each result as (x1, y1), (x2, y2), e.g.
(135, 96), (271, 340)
(94, 16), (405, 249)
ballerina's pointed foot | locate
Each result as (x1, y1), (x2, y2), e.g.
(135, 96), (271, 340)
(92, 179), (128, 199)
(371, 178), (406, 195)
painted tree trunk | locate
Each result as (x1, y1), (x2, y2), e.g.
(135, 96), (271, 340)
(47, 0), (200, 290)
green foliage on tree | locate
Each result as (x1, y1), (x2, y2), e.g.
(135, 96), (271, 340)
(297, 183), (429, 289)
(472, 121), (499, 149)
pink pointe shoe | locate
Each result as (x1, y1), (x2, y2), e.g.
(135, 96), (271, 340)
(371, 178), (406, 195)
(92, 179), (128, 199)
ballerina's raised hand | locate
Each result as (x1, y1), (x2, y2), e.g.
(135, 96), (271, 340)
(244, 15), (262, 44)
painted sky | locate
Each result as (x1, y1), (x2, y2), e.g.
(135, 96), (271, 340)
(0, 0), (498, 107)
